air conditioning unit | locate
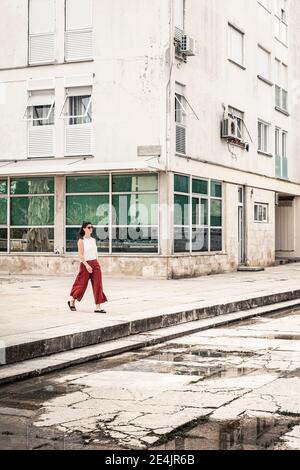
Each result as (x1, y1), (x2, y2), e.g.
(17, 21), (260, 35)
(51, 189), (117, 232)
(221, 117), (241, 141)
(181, 35), (196, 56)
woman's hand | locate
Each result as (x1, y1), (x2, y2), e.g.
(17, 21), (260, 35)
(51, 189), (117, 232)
(85, 263), (93, 274)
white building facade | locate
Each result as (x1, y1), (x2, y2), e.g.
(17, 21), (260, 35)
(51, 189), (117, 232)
(0, 0), (300, 279)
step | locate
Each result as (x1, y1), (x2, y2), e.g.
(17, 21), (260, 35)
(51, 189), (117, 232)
(0, 297), (299, 386)
(2, 288), (300, 366)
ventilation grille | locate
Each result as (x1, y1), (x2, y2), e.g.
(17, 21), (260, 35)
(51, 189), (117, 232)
(65, 124), (92, 155)
(29, 33), (55, 65)
(176, 125), (186, 155)
(65, 30), (93, 61)
(28, 127), (54, 157)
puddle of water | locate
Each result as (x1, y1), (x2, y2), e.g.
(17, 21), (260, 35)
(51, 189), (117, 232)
(0, 380), (82, 410)
(152, 416), (300, 451)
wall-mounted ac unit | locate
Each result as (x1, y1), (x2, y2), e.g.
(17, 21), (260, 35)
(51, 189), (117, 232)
(221, 118), (241, 141)
(181, 35), (196, 56)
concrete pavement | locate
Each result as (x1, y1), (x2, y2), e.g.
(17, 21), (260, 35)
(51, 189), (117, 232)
(1, 264), (300, 367)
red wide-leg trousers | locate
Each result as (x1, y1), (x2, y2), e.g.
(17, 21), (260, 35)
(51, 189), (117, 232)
(70, 260), (108, 305)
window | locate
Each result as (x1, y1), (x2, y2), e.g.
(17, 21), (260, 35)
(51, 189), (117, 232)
(24, 91), (55, 126)
(112, 174), (159, 253)
(66, 175), (109, 253)
(175, 83), (187, 155)
(10, 178), (55, 252)
(275, 59), (288, 112)
(258, 120), (270, 154)
(68, 95), (92, 125)
(254, 203), (269, 223)
(66, 174), (159, 254)
(0, 180), (8, 253)
(29, 0), (55, 64)
(258, 45), (271, 82)
(62, 87), (93, 155)
(275, 128), (288, 179)
(228, 107), (244, 140)
(24, 90), (55, 158)
(275, 0), (288, 44)
(174, 175), (223, 253)
(228, 24), (244, 67)
(65, 0), (93, 61)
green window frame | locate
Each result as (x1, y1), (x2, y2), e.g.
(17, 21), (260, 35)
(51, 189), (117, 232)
(0, 179), (8, 253)
(66, 173), (159, 254)
(174, 174), (223, 254)
(9, 177), (55, 253)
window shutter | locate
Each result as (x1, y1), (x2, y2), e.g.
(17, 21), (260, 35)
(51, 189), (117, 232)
(28, 127), (54, 158)
(176, 125), (186, 155)
(65, 0), (93, 61)
(29, 0), (55, 64)
(65, 124), (92, 155)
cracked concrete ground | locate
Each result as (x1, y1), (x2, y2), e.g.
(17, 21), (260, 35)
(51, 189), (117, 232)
(0, 309), (300, 450)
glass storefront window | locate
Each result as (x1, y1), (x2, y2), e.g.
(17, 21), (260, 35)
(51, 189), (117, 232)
(66, 195), (109, 226)
(0, 180), (7, 194)
(66, 176), (109, 194)
(10, 178), (54, 195)
(66, 174), (159, 254)
(112, 227), (158, 254)
(10, 228), (54, 253)
(211, 200), (222, 227)
(0, 228), (7, 252)
(112, 194), (158, 226)
(112, 174), (158, 193)
(0, 198), (7, 225)
(174, 174), (223, 253)
(174, 174), (189, 194)
(211, 181), (222, 198)
(192, 179), (208, 195)
(192, 228), (208, 252)
(210, 229), (222, 252)
(66, 227), (109, 253)
(174, 194), (189, 226)
(174, 227), (190, 253)
(11, 196), (54, 226)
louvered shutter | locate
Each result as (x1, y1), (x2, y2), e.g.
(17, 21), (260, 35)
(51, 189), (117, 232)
(176, 125), (186, 155)
(28, 127), (54, 157)
(29, 0), (55, 65)
(65, 124), (92, 155)
(65, 0), (93, 61)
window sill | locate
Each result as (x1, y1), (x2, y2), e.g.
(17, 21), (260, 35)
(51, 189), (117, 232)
(276, 176), (290, 182)
(258, 150), (273, 158)
(257, 75), (273, 86)
(275, 106), (290, 116)
(172, 252), (227, 257)
(228, 59), (246, 70)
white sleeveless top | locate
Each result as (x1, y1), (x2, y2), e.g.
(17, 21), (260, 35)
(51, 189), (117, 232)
(83, 237), (98, 261)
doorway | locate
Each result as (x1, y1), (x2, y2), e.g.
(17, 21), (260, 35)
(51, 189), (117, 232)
(238, 186), (246, 265)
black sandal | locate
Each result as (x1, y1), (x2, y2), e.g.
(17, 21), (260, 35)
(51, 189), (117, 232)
(94, 309), (106, 314)
(68, 301), (77, 312)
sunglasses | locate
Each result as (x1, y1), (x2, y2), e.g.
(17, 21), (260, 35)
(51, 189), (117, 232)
(86, 226), (93, 230)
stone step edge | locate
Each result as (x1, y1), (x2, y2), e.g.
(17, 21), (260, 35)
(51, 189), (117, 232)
(0, 297), (299, 386)
(3, 288), (300, 365)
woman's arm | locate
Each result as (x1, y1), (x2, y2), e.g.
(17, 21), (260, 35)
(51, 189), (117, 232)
(78, 239), (93, 273)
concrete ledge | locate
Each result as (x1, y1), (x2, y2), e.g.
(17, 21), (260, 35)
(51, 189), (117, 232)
(2, 288), (300, 366)
(1, 297), (300, 386)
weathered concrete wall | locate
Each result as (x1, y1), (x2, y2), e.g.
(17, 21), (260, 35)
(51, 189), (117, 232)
(0, 252), (239, 280)
(245, 187), (275, 267)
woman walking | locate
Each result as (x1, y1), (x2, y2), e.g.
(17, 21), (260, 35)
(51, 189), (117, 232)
(68, 221), (108, 313)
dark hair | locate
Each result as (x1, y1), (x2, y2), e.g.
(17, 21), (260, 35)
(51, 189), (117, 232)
(78, 221), (93, 240)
